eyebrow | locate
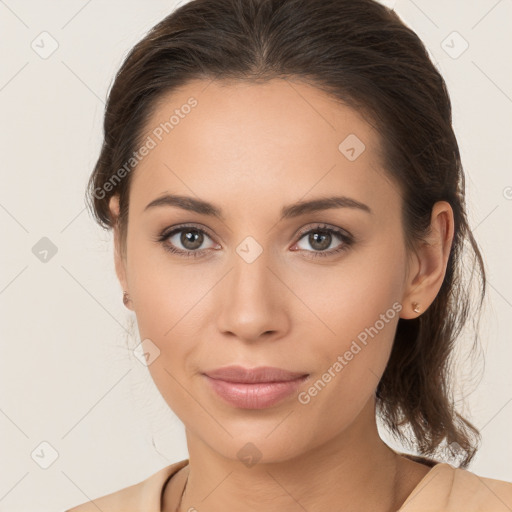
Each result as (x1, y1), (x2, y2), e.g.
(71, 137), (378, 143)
(144, 193), (372, 220)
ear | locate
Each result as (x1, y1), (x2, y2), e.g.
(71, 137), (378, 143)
(400, 201), (454, 319)
(109, 195), (130, 306)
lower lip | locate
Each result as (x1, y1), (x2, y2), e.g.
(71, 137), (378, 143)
(203, 374), (309, 409)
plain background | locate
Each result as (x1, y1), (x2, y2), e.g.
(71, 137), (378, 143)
(0, 0), (511, 510)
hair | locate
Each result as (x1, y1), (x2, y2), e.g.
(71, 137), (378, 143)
(86, 0), (486, 467)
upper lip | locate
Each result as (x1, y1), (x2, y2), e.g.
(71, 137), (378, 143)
(203, 365), (309, 383)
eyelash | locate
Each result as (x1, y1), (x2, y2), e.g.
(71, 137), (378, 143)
(155, 223), (354, 259)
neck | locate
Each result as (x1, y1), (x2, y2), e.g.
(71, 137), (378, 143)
(171, 399), (416, 512)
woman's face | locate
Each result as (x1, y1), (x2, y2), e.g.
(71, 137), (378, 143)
(112, 78), (414, 463)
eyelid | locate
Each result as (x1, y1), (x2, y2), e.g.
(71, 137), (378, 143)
(160, 223), (352, 245)
(161, 222), (217, 241)
(294, 223), (353, 242)
(157, 222), (354, 258)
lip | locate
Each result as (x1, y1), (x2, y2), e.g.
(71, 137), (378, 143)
(202, 365), (310, 409)
(203, 365), (308, 383)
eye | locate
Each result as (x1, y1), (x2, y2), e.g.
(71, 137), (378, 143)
(292, 224), (353, 258)
(155, 223), (353, 259)
(156, 224), (219, 258)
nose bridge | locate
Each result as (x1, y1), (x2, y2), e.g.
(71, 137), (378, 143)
(215, 233), (288, 339)
(230, 235), (275, 305)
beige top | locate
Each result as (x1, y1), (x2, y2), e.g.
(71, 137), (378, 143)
(66, 458), (512, 512)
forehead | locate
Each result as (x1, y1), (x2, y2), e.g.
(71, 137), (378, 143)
(130, 78), (399, 218)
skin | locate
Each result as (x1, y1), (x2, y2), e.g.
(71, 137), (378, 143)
(109, 78), (454, 511)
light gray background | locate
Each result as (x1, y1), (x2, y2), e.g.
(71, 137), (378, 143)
(0, 0), (511, 510)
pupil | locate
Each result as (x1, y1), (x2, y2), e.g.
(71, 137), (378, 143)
(310, 231), (330, 250)
(182, 230), (203, 250)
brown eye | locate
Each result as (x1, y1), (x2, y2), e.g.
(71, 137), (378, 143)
(157, 224), (219, 258)
(293, 224), (353, 258)
(178, 229), (205, 250)
(306, 230), (333, 251)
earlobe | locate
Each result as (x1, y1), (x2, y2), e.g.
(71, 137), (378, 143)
(109, 194), (121, 225)
(400, 201), (454, 319)
(109, 195), (129, 301)
(400, 248), (422, 319)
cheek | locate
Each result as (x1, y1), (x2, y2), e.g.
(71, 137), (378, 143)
(293, 279), (401, 437)
(291, 239), (405, 343)
(126, 237), (211, 333)
(291, 243), (405, 410)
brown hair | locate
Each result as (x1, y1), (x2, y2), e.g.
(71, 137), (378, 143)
(86, 0), (486, 467)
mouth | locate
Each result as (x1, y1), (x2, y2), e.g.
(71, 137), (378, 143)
(203, 365), (309, 383)
(202, 365), (310, 409)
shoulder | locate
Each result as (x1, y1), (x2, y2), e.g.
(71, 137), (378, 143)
(448, 466), (512, 507)
(64, 459), (189, 512)
(400, 462), (512, 511)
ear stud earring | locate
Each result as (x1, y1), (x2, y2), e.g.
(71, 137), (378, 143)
(412, 302), (420, 314)
(123, 291), (131, 306)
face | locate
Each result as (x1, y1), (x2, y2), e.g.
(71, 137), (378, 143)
(112, 78), (414, 463)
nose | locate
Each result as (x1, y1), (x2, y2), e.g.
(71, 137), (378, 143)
(215, 247), (291, 343)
